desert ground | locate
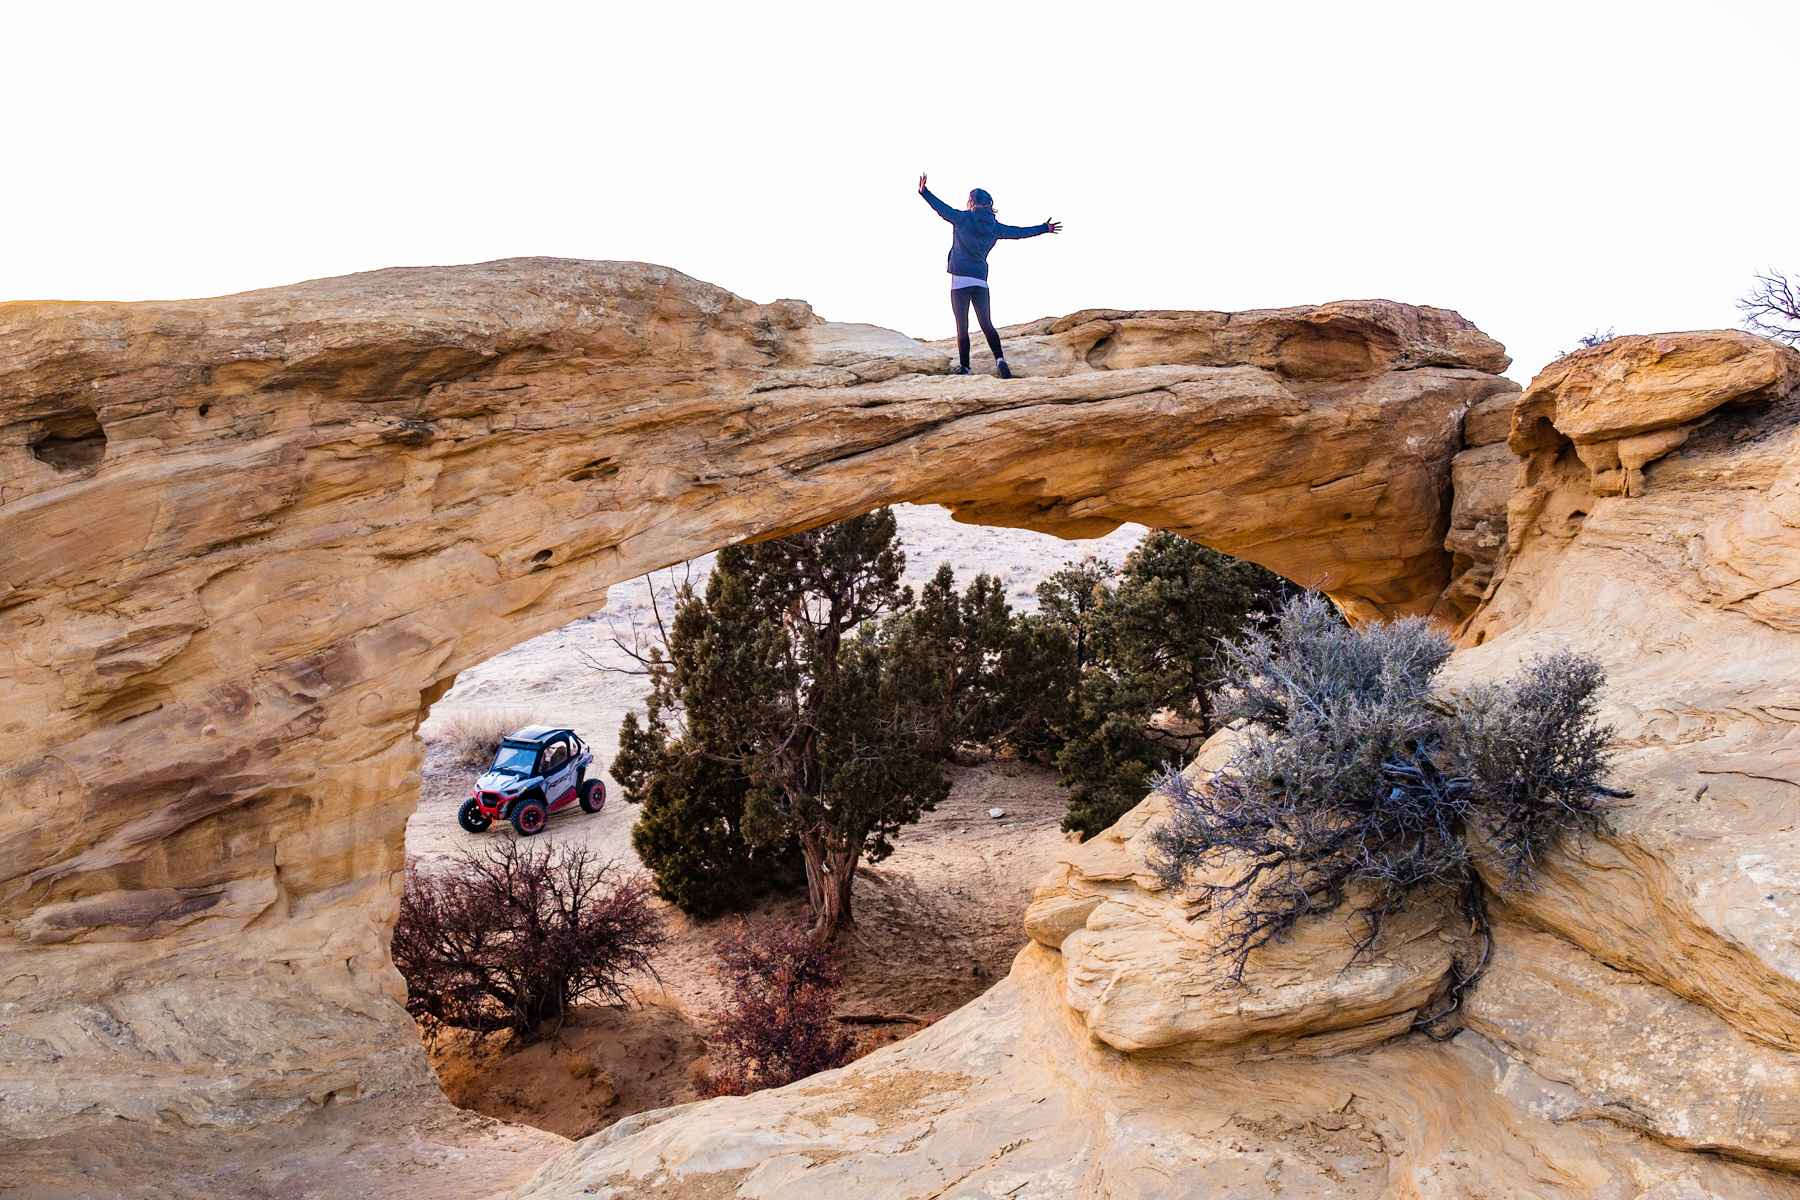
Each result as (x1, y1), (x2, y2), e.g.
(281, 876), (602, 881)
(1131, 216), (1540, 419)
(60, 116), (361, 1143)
(403, 504), (1145, 1136)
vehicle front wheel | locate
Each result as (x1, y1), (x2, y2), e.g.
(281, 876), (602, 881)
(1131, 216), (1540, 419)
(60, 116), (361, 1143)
(457, 797), (491, 833)
(579, 778), (607, 814)
(511, 797), (549, 837)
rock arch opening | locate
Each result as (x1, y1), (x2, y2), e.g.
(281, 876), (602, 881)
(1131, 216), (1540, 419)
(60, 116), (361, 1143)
(0, 259), (1514, 1140)
(396, 502), (1151, 1134)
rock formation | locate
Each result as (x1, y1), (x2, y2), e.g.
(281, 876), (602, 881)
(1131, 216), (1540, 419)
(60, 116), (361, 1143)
(6, 258), (1799, 1197)
(508, 327), (1800, 1198)
(0, 260), (1509, 1149)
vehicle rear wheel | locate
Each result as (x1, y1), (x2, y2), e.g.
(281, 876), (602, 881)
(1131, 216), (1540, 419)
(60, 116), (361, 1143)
(511, 797), (548, 837)
(579, 778), (607, 814)
(457, 797), (491, 833)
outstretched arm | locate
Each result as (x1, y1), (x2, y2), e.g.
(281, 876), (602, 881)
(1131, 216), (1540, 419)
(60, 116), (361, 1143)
(997, 217), (1063, 239)
(918, 174), (958, 223)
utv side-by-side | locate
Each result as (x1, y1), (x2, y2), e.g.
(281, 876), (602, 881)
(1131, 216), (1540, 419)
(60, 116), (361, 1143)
(459, 725), (606, 836)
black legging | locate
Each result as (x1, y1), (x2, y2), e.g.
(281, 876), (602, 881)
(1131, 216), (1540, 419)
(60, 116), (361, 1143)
(951, 285), (1004, 369)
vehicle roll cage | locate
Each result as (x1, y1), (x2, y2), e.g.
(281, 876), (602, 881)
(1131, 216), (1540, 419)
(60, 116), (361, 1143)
(495, 730), (586, 777)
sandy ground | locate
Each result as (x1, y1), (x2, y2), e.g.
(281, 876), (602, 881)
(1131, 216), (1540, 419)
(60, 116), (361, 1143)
(404, 504), (1144, 1139)
(425, 1002), (708, 1141)
(412, 753), (1079, 1139)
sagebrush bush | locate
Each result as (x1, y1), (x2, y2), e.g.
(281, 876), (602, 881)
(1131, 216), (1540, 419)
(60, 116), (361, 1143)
(1446, 652), (1622, 884)
(697, 920), (854, 1097)
(433, 708), (539, 769)
(1150, 593), (1626, 991)
(393, 841), (665, 1040)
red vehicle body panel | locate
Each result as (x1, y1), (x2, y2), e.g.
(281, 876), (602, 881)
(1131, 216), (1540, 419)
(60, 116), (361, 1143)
(472, 785), (579, 818)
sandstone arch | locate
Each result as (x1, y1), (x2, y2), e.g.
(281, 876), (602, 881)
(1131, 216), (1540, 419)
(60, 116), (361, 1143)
(0, 259), (1516, 1138)
(503, 325), (1800, 1198)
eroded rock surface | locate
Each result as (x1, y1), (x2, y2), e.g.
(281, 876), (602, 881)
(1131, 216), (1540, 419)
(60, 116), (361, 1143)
(1434, 386), (1522, 625)
(516, 330), (1800, 1197)
(8, 260), (1800, 1198)
(1024, 736), (1463, 1063)
(1456, 332), (1800, 1061)
(0, 260), (1511, 1148)
(515, 947), (1799, 1200)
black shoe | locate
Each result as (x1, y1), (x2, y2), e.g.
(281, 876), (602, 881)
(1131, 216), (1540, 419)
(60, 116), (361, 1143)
(950, 364), (971, 375)
(996, 359), (1014, 379)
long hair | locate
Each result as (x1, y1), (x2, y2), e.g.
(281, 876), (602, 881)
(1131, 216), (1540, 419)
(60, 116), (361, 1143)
(969, 187), (995, 217)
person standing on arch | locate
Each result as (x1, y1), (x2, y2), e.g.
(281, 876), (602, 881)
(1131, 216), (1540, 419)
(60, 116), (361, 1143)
(918, 174), (1061, 378)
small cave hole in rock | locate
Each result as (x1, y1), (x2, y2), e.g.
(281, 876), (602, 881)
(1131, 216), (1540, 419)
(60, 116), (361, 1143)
(31, 406), (107, 471)
(198, 402), (212, 417)
(568, 458), (619, 483)
(1084, 333), (1116, 369)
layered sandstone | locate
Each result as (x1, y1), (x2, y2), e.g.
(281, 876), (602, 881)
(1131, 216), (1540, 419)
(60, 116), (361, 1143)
(511, 329), (1800, 1198)
(0, 260), (1510, 1146)
(1021, 734), (1464, 1063)
(9, 259), (1800, 1198)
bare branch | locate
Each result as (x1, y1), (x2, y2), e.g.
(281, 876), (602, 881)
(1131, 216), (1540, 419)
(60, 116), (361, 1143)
(1740, 268), (1800, 345)
(589, 566), (700, 676)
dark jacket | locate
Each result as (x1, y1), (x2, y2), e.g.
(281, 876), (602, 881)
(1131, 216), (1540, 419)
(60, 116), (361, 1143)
(920, 187), (1050, 281)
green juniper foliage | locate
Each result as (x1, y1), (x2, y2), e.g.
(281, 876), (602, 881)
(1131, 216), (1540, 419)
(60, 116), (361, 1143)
(617, 510), (951, 945)
(619, 519), (1303, 928)
(1033, 554), (1115, 671)
(886, 563), (1079, 763)
(615, 706), (804, 919)
(1150, 593), (1628, 997)
(1048, 532), (1292, 839)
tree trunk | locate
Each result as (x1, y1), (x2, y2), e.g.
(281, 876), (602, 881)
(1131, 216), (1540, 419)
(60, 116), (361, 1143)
(800, 829), (829, 924)
(828, 845), (856, 931)
(800, 828), (859, 947)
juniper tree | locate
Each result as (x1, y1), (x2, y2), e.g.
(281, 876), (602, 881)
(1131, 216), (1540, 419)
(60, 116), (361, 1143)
(615, 700), (804, 919)
(1034, 555), (1117, 670)
(987, 612), (1081, 762)
(619, 510), (949, 945)
(893, 564), (1016, 756)
(886, 564), (1078, 762)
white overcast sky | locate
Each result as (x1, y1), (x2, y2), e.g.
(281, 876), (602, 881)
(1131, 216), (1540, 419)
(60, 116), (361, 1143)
(6, 1), (1798, 381)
